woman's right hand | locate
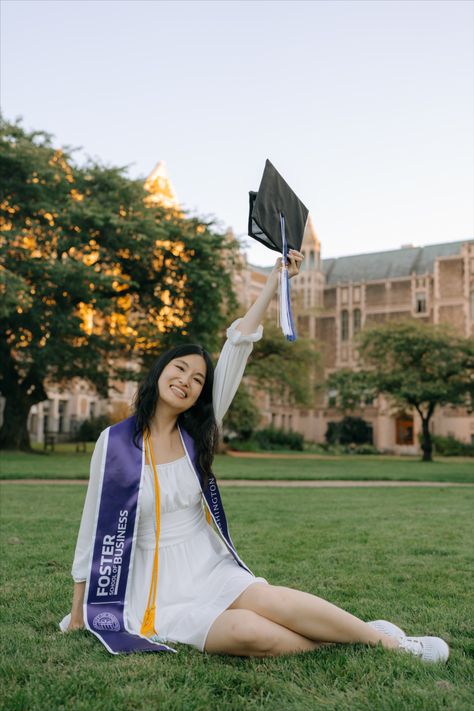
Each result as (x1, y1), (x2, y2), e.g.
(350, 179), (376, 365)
(67, 618), (85, 631)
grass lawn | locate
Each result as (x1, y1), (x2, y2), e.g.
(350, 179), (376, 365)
(1, 483), (473, 710)
(1, 445), (473, 482)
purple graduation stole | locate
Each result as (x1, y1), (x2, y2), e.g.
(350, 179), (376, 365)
(84, 415), (250, 655)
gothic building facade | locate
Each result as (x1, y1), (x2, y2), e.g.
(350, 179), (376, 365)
(238, 221), (474, 453)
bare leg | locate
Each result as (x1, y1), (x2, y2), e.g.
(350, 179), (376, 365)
(204, 608), (330, 656)
(229, 583), (400, 650)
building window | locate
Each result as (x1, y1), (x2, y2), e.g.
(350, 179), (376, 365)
(43, 402), (51, 434)
(341, 288), (348, 304)
(328, 389), (337, 407)
(341, 310), (349, 341)
(58, 400), (68, 434)
(353, 286), (361, 302)
(90, 401), (96, 418)
(366, 423), (374, 444)
(281, 414), (286, 430)
(416, 292), (427, 313)
(353, 308), (361, 334)
(309, 250), (315, 269)
(288, 415), (293, 430)
(395, 416), (414, 445)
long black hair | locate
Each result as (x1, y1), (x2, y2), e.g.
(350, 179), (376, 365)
(132, 344), (218, 490)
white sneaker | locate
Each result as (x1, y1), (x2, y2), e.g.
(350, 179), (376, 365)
(397, 635), (450, 663)
(367, 620), (406, 639)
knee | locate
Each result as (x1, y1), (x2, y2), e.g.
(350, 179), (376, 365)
(230, 612), (276, 655)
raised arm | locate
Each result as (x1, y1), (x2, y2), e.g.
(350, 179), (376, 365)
(212, 251), (304, 428)
(237, 249), (304, 335)
(212, 318), (263, 429)
(237, 269), (279, 336)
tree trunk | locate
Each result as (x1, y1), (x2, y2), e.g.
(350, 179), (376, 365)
(420, 416), (433, 462)
(0, 390), (33, 451)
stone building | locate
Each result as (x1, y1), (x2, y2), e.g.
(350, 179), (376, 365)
(246, 223), (474, 453)
(20, 164), (474, 452)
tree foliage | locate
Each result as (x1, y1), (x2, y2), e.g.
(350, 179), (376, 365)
(247, 319), (322, 409)
(325, 416), (373, 445)
(327, 321), (473, 461)
(0, 118), (239, 449)
(224, 383), (261, 440)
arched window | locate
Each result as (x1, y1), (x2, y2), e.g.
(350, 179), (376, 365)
(416, 293), (427, 313)
(309, 250), (315, 270)
(341, 310), (349, 341)
(353, 308), (361, 334)
(396, 416), (414, 445)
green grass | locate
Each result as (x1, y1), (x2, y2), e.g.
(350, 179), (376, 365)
(217, 456), (474, 483)
(1, 484), (473, 710)
(1, 446), (473, 482)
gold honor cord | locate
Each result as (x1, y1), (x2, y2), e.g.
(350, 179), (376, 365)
(140, 432), (161, 638)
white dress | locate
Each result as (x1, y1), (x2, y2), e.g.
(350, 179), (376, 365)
(59, 318), (267, 651)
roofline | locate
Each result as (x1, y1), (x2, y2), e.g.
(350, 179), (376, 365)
(321, 238), (473, 263)
(248, 239), (473, 273)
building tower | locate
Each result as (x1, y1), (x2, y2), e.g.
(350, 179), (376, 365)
(144, 161), (180, 210)
(292, 214), (325, 338)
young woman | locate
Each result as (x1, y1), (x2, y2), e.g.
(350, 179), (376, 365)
(60, 250), (449, 663)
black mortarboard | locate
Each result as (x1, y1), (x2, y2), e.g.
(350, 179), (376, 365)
(248, 159), (309, 341)
(248, 159), (309, 254)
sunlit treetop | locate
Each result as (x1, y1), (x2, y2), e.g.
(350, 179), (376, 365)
(0, 118), (238, 430)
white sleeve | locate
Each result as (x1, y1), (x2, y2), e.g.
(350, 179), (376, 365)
(70, 429), (108, 582)
(212, 318), (263, 429)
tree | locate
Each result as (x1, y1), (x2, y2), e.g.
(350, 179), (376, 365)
(327, 321), (473, 461)
(225, 383), (260, 440)
(325, 416), (373, 445)
(247, 319), (322, 409)
(0, 118), (239, 449)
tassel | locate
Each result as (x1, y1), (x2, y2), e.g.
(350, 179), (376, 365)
(140, 433), (161, 639)
(140, 607), (157, 638)
(278, 213), (297, 342)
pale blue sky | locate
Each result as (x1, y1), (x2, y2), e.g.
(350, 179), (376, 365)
(1, 0), (473, 265)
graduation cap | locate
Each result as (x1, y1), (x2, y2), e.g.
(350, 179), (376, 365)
(248, 159), (309, 341)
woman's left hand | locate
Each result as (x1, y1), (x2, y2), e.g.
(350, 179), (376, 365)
(272, 250), (305, 279)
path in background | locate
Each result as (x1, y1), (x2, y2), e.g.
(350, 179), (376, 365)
(1, 479), (472, 487)
(226, 451), (474, 462)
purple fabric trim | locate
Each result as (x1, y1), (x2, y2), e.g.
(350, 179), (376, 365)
(180, 427), (251, 574)
(85, 417), (172, 654)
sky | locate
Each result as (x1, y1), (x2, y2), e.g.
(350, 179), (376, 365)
(1, 0), (473, 266)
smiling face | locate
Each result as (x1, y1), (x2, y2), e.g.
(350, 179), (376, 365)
(157, 354), (207, 412)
